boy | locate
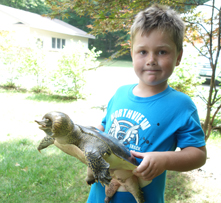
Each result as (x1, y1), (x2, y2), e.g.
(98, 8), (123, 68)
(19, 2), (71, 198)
(86, 4), (206, 203)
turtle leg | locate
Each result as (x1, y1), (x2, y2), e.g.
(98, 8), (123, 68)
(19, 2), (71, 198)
(104, 179), (121, 203)
(84, 149), (112, 186)
(37, 135), (55, 152)
(85, 167), (96, 185)
(117, 175), (144, 203)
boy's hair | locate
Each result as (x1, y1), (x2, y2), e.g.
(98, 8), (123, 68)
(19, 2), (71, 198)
(130, 4), (185, 52)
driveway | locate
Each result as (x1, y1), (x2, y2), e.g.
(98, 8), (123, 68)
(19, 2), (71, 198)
(84, 66), (210, 119)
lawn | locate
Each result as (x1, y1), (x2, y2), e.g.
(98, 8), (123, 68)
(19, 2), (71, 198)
(0, 89), (93, 203)
(0, 75), (221, 203)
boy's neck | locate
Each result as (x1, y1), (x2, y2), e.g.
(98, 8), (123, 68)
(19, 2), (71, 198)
(133, 82), (168, 97)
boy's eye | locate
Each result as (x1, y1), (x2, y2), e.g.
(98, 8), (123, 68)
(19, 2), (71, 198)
(140, 51), (146, 55)
(159, 50), (166, 55)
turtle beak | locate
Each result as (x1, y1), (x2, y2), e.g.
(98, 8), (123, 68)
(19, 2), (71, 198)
(35, 119), (52, 130)
(35, 120), (46, 129)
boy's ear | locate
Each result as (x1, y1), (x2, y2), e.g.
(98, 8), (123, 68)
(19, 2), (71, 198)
(176, 49), (183, 66)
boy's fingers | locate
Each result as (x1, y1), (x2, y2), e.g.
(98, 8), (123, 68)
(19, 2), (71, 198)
(133, 158), (150, 174)
(130, 151), (144, 159)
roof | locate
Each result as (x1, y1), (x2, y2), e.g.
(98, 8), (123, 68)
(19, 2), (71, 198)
(0, 4), (95, 39)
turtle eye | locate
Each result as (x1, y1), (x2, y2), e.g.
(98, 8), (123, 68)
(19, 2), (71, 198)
(45, 118), (50, 122)
(44, 118), (52, 127)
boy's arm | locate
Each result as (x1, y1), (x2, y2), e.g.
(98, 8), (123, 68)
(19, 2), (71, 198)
(97, 124), (105, 132)
(131, 146), (206, 181)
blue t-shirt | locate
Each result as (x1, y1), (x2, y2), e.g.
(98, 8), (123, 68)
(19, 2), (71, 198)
(87, 84), (205, 203)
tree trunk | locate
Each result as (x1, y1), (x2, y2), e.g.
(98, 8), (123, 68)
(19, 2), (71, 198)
(203, 63), (216, 141)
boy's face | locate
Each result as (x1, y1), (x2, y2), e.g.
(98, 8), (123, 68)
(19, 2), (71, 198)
(131, 29), (183, 89)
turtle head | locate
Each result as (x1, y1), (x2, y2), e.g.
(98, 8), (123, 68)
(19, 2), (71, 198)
(35, 117), (53, 136)
(35, 111), (74, 138)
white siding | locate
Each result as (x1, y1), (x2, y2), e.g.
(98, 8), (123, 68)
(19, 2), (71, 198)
(29, 28), (88, 51)
(0, 9), (92, 70)
(0, 10), (18, 28)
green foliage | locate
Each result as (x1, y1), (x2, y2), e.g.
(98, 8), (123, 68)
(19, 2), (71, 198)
(50, 41), (101, 99)
(0, 0), (209, 60)
(30, 85), (49, 93)
(0, 0), (51, 14)
(0, 32), (47, 90)
(0, 32), (24, 86)
(0, 32), (102, 98)
(45, 0), (207, 59)
(183, 1), (221, 140)
(169, 55), (205, 97)
(21, 40), (47, 89)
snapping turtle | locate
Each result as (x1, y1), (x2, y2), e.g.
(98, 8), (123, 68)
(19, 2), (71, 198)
(35, 111), (151, 203)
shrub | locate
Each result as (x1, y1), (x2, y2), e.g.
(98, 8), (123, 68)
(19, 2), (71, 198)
(20, 39), (47, 90)
(0, 32), (24, 87)
(169, 54), (205, 97)
(50, 41), (102, 99)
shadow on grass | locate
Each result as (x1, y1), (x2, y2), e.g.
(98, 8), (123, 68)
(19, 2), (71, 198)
(25, 93), (78, 103)
(0, 138), (203, 203)
(0, 86), (78, 103)
(0, 85), (27, 93)
(165, 170), (202, 203)
(0, 138), (89, 203)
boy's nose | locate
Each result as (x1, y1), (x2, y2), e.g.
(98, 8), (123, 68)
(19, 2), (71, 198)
(146, 54), (156, 66)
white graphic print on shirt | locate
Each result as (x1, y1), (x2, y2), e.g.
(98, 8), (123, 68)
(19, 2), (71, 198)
(108, 109), (151, 151)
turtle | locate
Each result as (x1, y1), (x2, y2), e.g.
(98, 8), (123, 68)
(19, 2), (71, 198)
(35, 111), (151, 203)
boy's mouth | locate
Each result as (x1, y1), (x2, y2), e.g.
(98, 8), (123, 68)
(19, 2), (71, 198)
(145, 69), (161, 72)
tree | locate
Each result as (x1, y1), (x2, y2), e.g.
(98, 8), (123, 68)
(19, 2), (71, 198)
(50, 41), (101, 98)
(61, 12), (129, 58)
(0, 0), (51, 14)
(183, 0), (221, 141)
(46, 0), (220, 141)
(45, 0), (207, 57)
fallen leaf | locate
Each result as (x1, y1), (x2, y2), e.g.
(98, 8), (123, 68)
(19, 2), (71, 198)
(21, 167), (28, 172)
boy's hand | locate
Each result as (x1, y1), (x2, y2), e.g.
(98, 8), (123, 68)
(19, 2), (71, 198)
(131, 146), (206, 181)
(131, 151), (167, 181)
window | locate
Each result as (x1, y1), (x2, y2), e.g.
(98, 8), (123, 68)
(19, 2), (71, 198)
(62, 39), (66, 48)
(52, 38), (56, 48)
(52, 38), (66, 49)
(57, 38), (60, 48)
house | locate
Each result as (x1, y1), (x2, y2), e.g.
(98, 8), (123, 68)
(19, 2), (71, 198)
(0, 4), (95, 51)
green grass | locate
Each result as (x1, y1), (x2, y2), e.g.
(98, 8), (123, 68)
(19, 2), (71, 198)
(165, 171), (193, 202)
(0, 89), (220, 203)
(0, 139), (89, 203)
(0, 89), (92, 203)
(207, 132), (221, 148)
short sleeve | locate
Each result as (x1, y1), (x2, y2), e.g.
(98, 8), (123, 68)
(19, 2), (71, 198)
(176, 110), (205, 148)
(101, 115), (106, 129)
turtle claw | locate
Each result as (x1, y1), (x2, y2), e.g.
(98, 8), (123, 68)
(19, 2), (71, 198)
(99, 175), (112, 186)
(85, 150), (112, 185)
(95, 171), (112, 186)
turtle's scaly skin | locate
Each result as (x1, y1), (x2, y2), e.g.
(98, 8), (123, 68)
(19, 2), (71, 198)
(35, 111), (151, 203)
(37, 135), (54, 152)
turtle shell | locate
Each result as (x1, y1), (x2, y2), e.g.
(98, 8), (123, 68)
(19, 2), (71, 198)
(77, 125), (139, 167)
